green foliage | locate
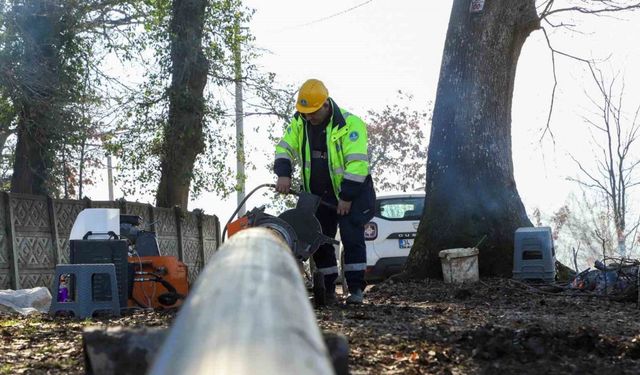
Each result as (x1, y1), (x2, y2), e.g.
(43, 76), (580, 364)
(0, 91), (16, 187)
(0, 1), (86, 194)
(367, 91), (430, 192)
(107, 0), (286, 201)
(0, 0), (299, 201)
(0, 0), (147, 195)
(106, 0), (201, 197)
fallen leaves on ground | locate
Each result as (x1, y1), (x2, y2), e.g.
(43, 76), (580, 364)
(316, 278), (640, 374)
(2, 278), (640, 374)
(0, 310), (175, 374)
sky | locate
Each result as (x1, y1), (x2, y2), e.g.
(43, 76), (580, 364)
(87, 0), (640, 231)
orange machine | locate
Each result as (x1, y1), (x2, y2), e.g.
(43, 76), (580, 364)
(128, 256), (189, 309)
(226, 215), (250, 237)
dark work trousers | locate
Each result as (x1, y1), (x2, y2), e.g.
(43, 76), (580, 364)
(338, 212), (367, 293)
(313, 201), (339, 293)
(313, 196), (367, 294)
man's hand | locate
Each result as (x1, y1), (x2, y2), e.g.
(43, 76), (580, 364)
(275, 176), (291, 194)
(337, 199), (352, 216)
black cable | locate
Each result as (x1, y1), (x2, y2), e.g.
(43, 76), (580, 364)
(269, 0), (375, 32)
(222, 183), (279, 242)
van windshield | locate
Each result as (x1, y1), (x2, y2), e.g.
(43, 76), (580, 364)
(376, 197), (424, 221)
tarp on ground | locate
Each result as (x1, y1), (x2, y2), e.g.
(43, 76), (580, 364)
(0, 287), (52, 315)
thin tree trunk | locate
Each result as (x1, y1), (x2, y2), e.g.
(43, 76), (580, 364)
(155, 0), (209, 209)
(406, 0), (539, 278)
(62, 144), (68, 199)
(78, 137), (86, 199)
(234, 18), (246, 217)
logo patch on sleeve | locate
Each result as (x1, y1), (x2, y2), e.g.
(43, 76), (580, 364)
(349, 131), (359, 142)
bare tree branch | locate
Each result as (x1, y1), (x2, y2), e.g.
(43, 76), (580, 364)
(541, 1), (640, 19)
(536, 1), (640, 144)
(568, 65), (640, 257)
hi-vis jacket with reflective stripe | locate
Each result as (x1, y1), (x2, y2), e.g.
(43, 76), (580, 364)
(274, 98), (369, 201)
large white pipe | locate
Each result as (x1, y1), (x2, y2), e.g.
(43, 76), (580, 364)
(149, 228), (335, 375)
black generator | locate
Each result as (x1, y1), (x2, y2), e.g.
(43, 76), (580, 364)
(69, 237), (130, 309)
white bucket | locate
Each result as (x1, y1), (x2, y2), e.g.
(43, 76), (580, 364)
(438, 247), (479, 284)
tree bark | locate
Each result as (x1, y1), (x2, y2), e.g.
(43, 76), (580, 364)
(155, 0), (209, 209)
(406, 0), (539, 278)
(10, 1), (63, 195)
(11, 115), (55, 195)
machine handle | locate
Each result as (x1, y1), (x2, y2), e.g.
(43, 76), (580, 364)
(82, 231), (119, 240)
(286, 188), (337, 211)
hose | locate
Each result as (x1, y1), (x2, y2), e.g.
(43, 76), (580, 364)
(222, 183), (277, 242)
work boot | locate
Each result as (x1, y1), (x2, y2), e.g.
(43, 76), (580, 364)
(325, 290), (339, 306)
(346, 289), (364, 305)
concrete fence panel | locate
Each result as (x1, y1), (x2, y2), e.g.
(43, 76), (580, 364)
(0, 193), (219, 293)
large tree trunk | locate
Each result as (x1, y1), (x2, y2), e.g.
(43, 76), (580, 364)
(10, 1), (63, 195)
(155, 0), (209, 209)
(406, 0), (539, 278)
(11, 114), (54, 195)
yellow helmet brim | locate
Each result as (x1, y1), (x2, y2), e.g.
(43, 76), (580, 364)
(296, 101), (324, 114)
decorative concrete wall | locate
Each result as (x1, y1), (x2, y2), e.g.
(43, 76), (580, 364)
(0, 193), (220, 291)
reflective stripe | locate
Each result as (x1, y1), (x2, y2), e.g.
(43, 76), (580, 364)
(345, 153), (368, 162)
(344, 173), (367, 183)
(277, 140), (294, 153)
(343, 263), (367, 271)
(275, 153), (291, 161)
(303, 162), (310, 171)
(333, 167), (344, 175)
(318, 266), (339, 275)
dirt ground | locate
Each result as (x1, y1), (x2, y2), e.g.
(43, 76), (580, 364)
(2, 278), (640, 374)
(320, 278), (640, 374)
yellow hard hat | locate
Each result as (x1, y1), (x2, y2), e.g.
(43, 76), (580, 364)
(296, 79), (329, 113)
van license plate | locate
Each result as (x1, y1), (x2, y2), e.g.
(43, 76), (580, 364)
(399, 239), (413, 248)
